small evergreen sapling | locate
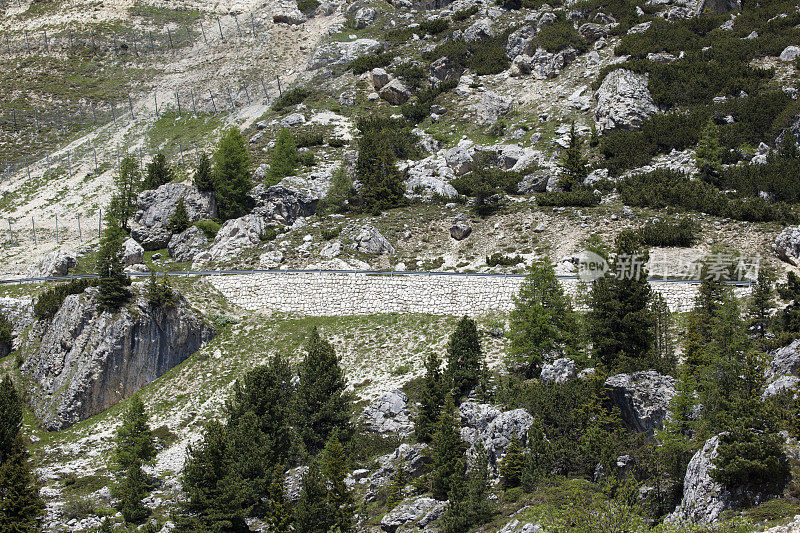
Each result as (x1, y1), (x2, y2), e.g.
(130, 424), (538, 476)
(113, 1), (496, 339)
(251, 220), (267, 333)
(168, 198), (190, 234)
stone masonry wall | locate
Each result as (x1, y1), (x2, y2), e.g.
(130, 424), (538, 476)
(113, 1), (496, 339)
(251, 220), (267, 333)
(209, 272), (751, 317)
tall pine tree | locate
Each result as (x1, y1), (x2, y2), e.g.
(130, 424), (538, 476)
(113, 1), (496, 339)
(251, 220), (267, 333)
(415, 352), (445, 443)
(97, 221), (132, 312)
(143, 152), (174, 190)
(213, 128), (252, 221)
(557, 122), (588, 192)
(430, 394), (465, 500)
(194, 152), (214, 193)
(295, 328), (352, 454)
(355, 124), (405, 214)
(293, 461), (330, 533)
(446, 317), (484, 399)
(320, 430), (353, 532)
(113, 396), (156, 523)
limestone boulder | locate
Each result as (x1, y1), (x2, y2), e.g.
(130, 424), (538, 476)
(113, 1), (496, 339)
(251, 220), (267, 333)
(273, 6), (307, 25)
(28, 249), (77, 278)
(540, 357), (577, 383)
(21, 288), (214, 430)
(381, 496), (446, 533)
(372, 68), (390, 90)
(594, 69), (659, 133)
(510, 47), (579, 79)
(346, 224), (395, 255)
(605, 371), (676, 434)
(464, 18), (496, 42)
(779, 46), (800, 62)
(475, 91), (513, 126)
(122, 238), (144, 267)
(192, 214), (269, 267)
(762, 375), (799, 400)
(354, 7), (376, 28)
(459, 402), (534, 468)
(450, 222), (472, 241)
(366, 443), (431, 501)
(444, 140), (476, 176)
(250, 184), (318, 226)
(775, 226), (800, 265)
(307, 38), (381, 70)
(766, 339), (800, 381)
(379, 79), (412, 106)
(131, 183), (217, 251)
(167, 226), (209, 263)
(360, 390), (414, 437)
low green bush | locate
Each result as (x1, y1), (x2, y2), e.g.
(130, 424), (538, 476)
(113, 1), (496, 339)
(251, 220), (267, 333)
(271, 87), (311, 112)
(350, 51), (393, 75)
(194, 219), (221, 239)
(328, 137), (348, 148)
(747, 498), (799, 523)
(321, 227), (341, 241)
(487, 253), (524, 267)
(419, 19), (449, 35)
(0, 314), (11, 355)
(297, 150), (316, 167)
(535, 18), (589, 53)
(452, 5), (479, 21)
(34, 279), (96, 320)
(259, 226), (279, 242)
(293, 130), (325, 148)
(537, 188), (600, 207)
(297, 0), (319, 14)
(393, 62), (427, 89)
(638, 218), (700, 247)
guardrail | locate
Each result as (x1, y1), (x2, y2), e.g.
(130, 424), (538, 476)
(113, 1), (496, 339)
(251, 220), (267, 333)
(0, 268), (755, 286)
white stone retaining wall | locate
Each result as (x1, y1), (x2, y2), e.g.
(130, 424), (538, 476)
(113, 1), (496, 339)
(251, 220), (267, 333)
(209, 272), (751, 317)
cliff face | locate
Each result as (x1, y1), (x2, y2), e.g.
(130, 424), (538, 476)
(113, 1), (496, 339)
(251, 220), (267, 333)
(23, 287), (214, 431)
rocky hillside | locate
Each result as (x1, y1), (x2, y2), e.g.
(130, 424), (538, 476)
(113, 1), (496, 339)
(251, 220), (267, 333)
(2, 0), (800, 530)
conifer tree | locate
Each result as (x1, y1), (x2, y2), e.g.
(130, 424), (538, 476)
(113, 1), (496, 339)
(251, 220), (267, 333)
(113, 396), (156, 523)
(446, 317), (483, 399)
(747, 268), (774, 343)
(415, 352), (445, 443)
(521, 419), (552, 490)
(213, 128), (252, 221)
(265, 465), (292, 533)
(441, 442), (492, 533)
(295, 328), (352, 454)
(685, 276), (727, 372)
(508, 258), (577, 376)
(498, 438), (525, 488)
(97, 222), (132, 312)
(587, 231), (654, 372)
(268, 128), (298, 181)
(179, 421), (251, 531)
(430, 394), (465, 500)
(143, 152), (173, 190)
(777, 271), (800, 335)
(320, 430), (353, 533)
(557, 122), (588, 192)
(194, 152), (214, 193)
(0, 314), (10, 358)
(109, 155), (142, 230)
(293, 461), (330, 533)
(695, 119), (723, 185)
(0, 375), (43, 531)
(168, 198), (190, 234)
(356, 130), (405, 214)
(650, 293), (676, 374)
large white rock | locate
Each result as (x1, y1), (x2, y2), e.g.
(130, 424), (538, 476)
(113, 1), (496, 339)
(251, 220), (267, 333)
(360, 390), (414, 437)
(475, 91), (513, 126)
(381, 496), (446, 533)
(594, 69), (659, 133)
(604, 370), (676, 434)
(775, 226), (800, 266)
(540, 357), (577, 383)
(28, 249), (77, 278)
(779, 46), (800, 62)
(122, 238), (144, 267)
(766, 339), (800, 381)
(131, 183), (217, 251)
(459, 402), (534, 469)
(307, 38), (381, 70)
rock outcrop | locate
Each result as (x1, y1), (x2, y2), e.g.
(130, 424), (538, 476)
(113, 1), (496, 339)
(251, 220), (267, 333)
(167, 226), (209, 263)
(346, 224), (395, 255)
(307, 39), (381, 71)
(605, 371), (676, 434)
(360, 390), (414, 437)
(28, 249), (77, 278)
(379, 79), (412, 105)
(122, 238), (144, 267)
(380, 496), (446, 532)
(459, 402), (534, 469)
(250, 184), (318, 226)
(192, 214), (269, 267)
(540, 357), (577, 383)
(365, 443), (430, 501)
(766, 339), (800, 381)
(131, 183), (217, 251)
(475, 91), (513, 126)
(775, 226), (800, 266)
(23, 287), (214, 430)
(594, 69), (659, 133)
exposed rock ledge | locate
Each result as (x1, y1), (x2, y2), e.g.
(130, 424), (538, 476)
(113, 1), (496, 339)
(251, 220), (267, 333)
(22, 287), (214, 430)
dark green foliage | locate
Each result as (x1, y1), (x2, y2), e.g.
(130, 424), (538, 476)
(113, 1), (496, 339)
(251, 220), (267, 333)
(535, 18), (588, 53)
(321, 227), (340, 241)
(146, 273), (175, 308)
(452, 5), (479, 21)
(423, 33), (510, 76)
(97, 223), (132, 313)
(486, 253), (523, 267)
(271, 87), (311, 111)
(638, 218), (700, 248)
(297, 0), (319, 14)
(265, 465), (292, 533)
(499, 438), (525, 488)
(747, 499), (800, 523)
(112, 399), (155, 522)
(587, 235), (655, 372)
(777, 272), (800, 336)
(0, 315), (10, 357)
(194, 153), (214, 192)
(115, 465), (150, 523)
(684, 277), (728, 372)
(451, 160), (523, 216)
(318, 166), (353, 214)
(109, 156), (142, 230)
(415, 352), (445, 443)
(618, 169), (794, 223)
(143, 153), (174, 190)
(295, 328), (352, 455)
(179, 421), (251, 532)
(213, 128), (252, 221)
(401, 79), (458, 124)
(319, 430), (353, 532)
(293, 461), (329, 532)
(748, 268), (774, 343)
(194, 219), (221, 239)
(536, 188), (600, 207)
(711, 422), (790, 495)
(33, 279), (95, 320)
(419, 19), (449, 35)
(558, 123), (588, 191)
(355, 118), (408, 214)
(167, 198), (190, 234)
(720, 132), (800, 204)
(695, 120), (724, 184)
(296, 150), (315, 167)
(430, 395), (466, 500)
(350, 52), (393, 75)
(293, 130), (324, 148)
(446, 317), (483, 398)
(393, 62), (427, 90)
(508, 259), (577, 376)
(651, 293), (676, 375)
(440, 442), (493, 533)
(269, 129), (298, 181)
(0, 376), (43, 531)
(521, 419), (553, 489)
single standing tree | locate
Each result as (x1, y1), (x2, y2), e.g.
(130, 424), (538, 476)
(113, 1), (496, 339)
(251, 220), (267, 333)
(109, 155), (142, 230)
(415, 352), (445, 443)
(143, 152), (174, 190)
(356, 129), (405, 214)
(268, 129), (298, 181)
(0, 375), (43, 531)
(97, 222), (132, 312)
(113, 396), (157, 524)
(0, 314), (11, 360)
(194, 152), (215, 192)
(440, 442), (492, 533)
(265, 464), (292, 533)
(695, 119), (723, 185)
(295, 328), (352, 454)
(557, 122), (588, 192)
(508, 259), (577, 376)
(430, 395), (465, 500)
(446, 317), (484, 399)
(650, 293), (676, 374)
(168, 198), (190, 234)
(498, 438), (525, 488)
(747, 268), (774, 343)
(213, 128), (252, 221)
(320, 430), (353, 532)
(293, 461), (330, 533)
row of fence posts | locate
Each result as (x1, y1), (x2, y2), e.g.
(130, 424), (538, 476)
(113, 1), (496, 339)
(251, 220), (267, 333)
(1, 12), (265, 57)
(5, 210), (101, 247)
